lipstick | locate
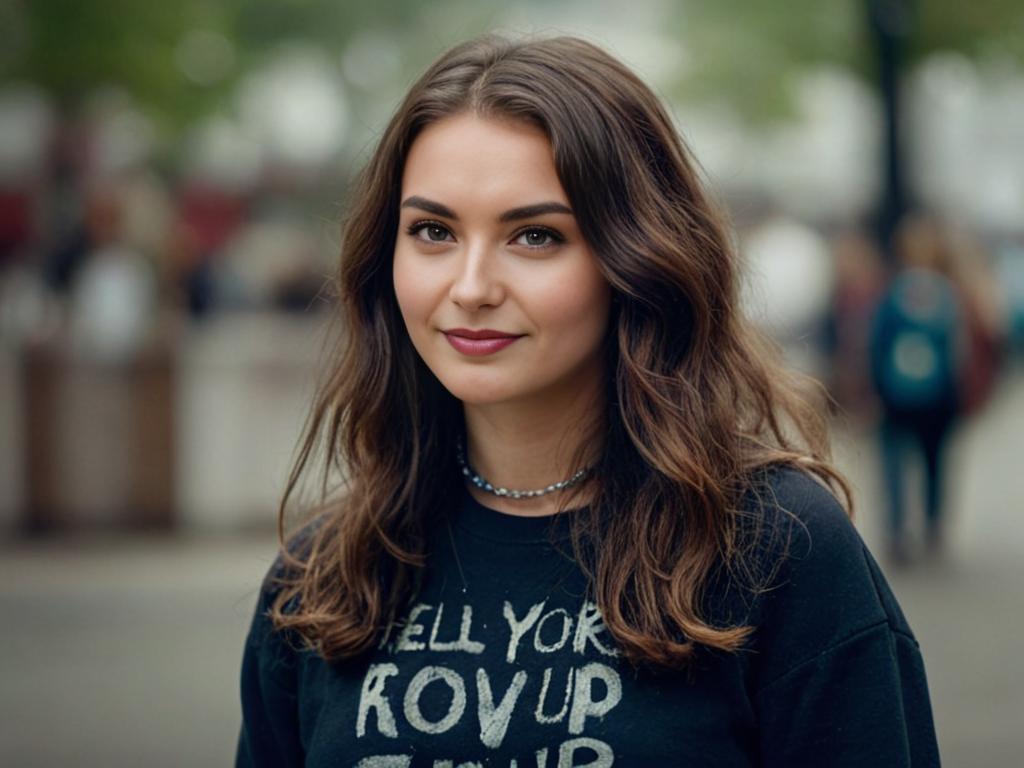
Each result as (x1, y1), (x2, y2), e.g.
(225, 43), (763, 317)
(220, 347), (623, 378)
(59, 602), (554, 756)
(443, 328), (523, 356)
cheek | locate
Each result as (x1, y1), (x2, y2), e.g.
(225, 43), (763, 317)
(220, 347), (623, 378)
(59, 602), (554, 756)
(392, 251), (436, 328)
(534, 270), (611, 341)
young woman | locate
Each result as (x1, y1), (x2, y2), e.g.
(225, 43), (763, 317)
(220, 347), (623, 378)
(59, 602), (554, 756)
(236, 34), (940, 767)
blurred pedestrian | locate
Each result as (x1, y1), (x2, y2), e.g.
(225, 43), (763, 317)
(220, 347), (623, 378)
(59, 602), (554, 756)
(868, 213), (985, 564)
(823, 225), (886, 420)
(237, 34), (940, 766)
(174, 178), (249, 317)
(948, 226), (1008, 416)
(67, 180), (158, 361)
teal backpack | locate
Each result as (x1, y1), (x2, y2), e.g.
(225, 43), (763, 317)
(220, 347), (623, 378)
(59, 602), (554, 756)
(869, 268), (964, 411)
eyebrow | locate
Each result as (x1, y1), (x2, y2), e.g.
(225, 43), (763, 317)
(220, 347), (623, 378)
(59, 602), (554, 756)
(400, 196), (573, 222)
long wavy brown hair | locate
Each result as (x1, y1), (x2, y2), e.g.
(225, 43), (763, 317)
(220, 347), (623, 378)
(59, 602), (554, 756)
(269, 33), (852, 672)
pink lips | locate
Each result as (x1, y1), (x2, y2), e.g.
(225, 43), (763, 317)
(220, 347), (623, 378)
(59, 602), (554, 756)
(443, 328), (523, 356)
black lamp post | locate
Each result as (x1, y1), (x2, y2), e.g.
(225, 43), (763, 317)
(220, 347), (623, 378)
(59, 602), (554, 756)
(867, 0), (913, 261)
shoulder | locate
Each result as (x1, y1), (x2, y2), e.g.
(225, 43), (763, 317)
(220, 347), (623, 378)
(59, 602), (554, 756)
(238, 522), (328, 732)
(739, 465), (919, 681)
(261, 511), (331, 595)
(744, 465), (886, 613)
(748, 464), (860, 569)
(246, 511), (331, 651)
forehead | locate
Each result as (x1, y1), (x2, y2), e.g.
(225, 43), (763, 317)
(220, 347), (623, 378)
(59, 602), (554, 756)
(400, 113), (568, 207)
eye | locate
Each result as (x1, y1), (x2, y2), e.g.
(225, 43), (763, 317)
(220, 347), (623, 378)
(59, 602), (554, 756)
(512, 227), (564, 249)
(406, 221), (453, 243)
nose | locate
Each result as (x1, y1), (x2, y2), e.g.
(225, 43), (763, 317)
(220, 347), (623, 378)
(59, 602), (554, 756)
(448, 244), (504, 310)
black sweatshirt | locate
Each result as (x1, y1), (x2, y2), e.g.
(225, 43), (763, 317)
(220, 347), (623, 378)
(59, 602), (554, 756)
(235, 468), (940, 767)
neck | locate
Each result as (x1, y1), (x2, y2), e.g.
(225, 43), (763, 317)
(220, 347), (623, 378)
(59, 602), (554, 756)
(462, 379), (605, 517)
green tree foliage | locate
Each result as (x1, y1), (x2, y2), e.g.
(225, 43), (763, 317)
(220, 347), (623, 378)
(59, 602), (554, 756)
(912, 0), (1024, 62)
(2, 0), (231, 121)
(0, 0), (506, 127)
(3, 0), (1021, 128)
(668, 0), (864, 121)
(666, 0), (1024, 123)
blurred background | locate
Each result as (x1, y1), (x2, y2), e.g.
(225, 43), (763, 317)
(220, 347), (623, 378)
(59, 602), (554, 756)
(1, 0), (1022, 765)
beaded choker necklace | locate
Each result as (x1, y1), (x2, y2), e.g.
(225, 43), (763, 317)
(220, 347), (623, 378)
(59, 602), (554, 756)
(455, 438), (593, 500)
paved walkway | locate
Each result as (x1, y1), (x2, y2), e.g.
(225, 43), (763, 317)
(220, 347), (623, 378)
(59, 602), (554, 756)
(1, 370), (1022, 766)
(833, 364), (1024, 767)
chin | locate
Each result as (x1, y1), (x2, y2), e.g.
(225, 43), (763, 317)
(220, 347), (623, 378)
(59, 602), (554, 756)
(430, 370), (529, 406)
(438, 382), (522, 406)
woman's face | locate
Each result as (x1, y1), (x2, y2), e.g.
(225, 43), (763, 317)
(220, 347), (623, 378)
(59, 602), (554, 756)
(393, 112), (611, 407)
